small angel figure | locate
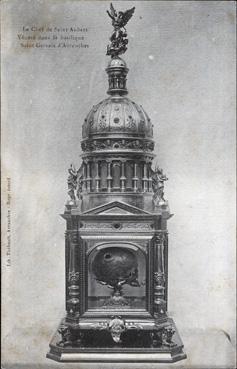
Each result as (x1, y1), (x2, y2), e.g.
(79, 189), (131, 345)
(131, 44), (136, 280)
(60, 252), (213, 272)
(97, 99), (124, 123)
(67, 164), (78, 201)
(150, 165), (168, 206)
(76, 163), (84, 200)
(106, 3), (135, 57)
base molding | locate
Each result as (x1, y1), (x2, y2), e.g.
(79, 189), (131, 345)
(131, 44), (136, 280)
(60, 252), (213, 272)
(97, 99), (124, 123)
(46, 317), (186, 363)
(47, 351), (187, 363)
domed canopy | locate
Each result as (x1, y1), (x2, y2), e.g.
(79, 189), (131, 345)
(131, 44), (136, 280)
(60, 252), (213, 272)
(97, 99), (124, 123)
(82, 96), (153, 139)
(64, 8), (169, 216)
(82, 56), (154, 142)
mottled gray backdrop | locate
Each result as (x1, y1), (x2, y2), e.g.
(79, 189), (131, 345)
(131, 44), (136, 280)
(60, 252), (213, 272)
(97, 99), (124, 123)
(2, 1), (236, 368)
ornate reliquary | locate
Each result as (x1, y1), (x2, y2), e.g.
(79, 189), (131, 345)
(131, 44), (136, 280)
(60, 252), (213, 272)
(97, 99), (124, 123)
(47, 3), (186, 363)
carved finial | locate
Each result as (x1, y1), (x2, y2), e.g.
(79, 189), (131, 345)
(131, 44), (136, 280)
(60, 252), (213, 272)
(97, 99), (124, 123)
(106, 3), (135, 57)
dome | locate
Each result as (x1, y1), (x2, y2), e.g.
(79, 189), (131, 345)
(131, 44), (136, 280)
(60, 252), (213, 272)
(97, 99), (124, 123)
(107, 57), (127, 68)
(82, 96), (153, 139)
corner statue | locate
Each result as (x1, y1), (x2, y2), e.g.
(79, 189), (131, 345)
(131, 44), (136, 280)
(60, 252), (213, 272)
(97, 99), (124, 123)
(67, 164), (78, 201)
(106, 3), (135, 57)
(67, 163), (84, 202)
(151, 165), (168, 207)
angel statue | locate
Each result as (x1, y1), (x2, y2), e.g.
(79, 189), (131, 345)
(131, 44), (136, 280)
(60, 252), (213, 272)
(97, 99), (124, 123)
(76, 162), (84, 200)
(106, 3), (135, 57)
(67, 164), (78, 201)
(150, 164), (168, 207)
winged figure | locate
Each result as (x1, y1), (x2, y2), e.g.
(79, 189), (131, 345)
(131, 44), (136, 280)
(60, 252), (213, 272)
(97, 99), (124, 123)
(106, 3), (135, 57)
(67, 164), (78, 201)
(150, 164), (168, 206)
(76, 162), (84, 200)
(67, 162), (84, 202)
(107, 3), (135, 29)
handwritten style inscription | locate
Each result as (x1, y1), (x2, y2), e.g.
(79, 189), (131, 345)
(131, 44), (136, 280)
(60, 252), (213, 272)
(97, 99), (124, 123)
(17, 26), (89, 49)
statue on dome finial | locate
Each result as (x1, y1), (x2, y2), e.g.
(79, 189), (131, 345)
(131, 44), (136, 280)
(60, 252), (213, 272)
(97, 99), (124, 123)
(106, 3), (135, 58)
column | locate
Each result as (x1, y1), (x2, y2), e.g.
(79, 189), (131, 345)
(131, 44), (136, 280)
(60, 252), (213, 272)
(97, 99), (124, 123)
(107, 161), (112, 192)
(153, 233), (167, 320)
(132, 162), (139, 192)
(120, 161), (126, 192)
(147, 163), (153, 192)
(86, 162), (92, 192)
(82, 162), (87, 192)
(95, 161), (100, 192)
(109, 76), (112, 90)
(142, 162), (148, 192)
(67, 230), (80, 319)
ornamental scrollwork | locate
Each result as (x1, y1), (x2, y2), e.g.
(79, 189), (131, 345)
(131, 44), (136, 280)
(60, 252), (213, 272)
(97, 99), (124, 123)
(83, 223), (113, 230)
(151, 325), (176, 348)
(108, 317), (126, 343)
(69, 232), (78, 244)
(126, 117), (137, 130)
(155, 298), (166, 316)
(154, 232), (165, 244)
(83, 222), (152, 231)
(160, 326), (176, 347)
(124, 222), (152, 230)
(57, 324), (73, 347)
(154, 272), (165, 286)
(57, 323), (82, 347)
(68, 271), (80, 283)
(154, 271), (166, 316)
(81, 139), (154, 153)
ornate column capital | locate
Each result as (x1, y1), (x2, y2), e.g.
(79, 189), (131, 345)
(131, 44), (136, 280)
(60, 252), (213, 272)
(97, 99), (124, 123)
(154, 232), (165, 244)
(69, 230), (78, 244)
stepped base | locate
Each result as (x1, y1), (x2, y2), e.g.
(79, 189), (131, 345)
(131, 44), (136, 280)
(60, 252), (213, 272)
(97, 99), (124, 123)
(46, 318), (186, 363)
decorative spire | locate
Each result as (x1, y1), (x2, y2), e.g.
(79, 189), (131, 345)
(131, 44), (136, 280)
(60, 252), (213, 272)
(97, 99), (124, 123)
(106, 3), (135, 58)
(105, 3), (135, 95)
(106, 57), (128, 96)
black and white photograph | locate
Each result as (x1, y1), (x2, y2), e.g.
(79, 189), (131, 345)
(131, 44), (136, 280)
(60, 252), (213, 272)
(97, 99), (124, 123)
(1, 1), (236, 368)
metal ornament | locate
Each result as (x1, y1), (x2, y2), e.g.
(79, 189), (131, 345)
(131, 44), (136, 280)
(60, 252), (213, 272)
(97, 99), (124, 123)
(47, 3), (186, 363)
(108, 317), (126, 343)
(106, 3), (135, 57)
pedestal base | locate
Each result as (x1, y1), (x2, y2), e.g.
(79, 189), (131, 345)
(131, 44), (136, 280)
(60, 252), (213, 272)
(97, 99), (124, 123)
(46, 318), (186, 363)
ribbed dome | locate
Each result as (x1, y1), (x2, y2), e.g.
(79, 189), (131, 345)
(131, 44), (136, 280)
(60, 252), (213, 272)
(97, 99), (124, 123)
(82, 96), (153, 139)
(107, 57), (127, 68)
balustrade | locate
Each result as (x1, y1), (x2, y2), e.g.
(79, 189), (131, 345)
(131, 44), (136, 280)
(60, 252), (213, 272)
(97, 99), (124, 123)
(79, 159), (154, 193)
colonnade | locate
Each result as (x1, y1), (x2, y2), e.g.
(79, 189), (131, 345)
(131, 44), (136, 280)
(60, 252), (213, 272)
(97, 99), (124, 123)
(81, 159), (153, 193)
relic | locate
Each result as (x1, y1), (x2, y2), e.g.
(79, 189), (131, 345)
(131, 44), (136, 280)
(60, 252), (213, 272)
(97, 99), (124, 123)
(47, 3), (186, 363)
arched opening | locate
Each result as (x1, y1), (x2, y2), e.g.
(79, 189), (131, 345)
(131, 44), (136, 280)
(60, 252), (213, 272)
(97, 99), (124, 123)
(87, 242), (146, 310)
